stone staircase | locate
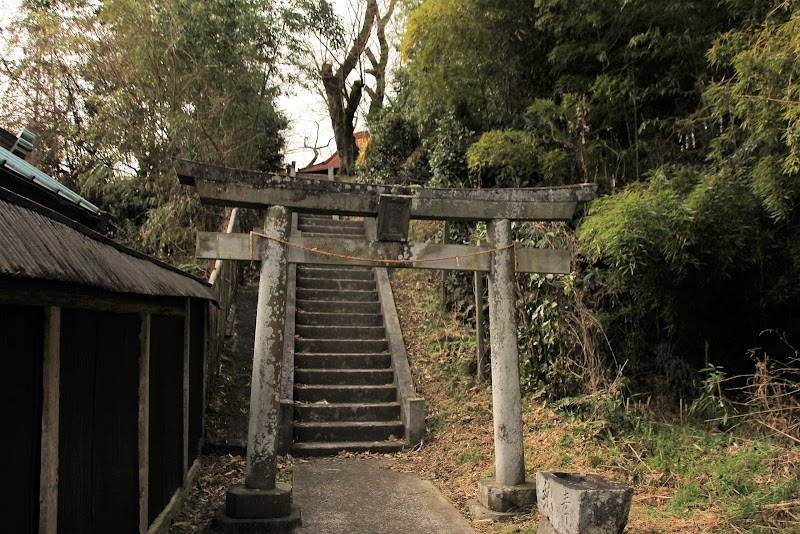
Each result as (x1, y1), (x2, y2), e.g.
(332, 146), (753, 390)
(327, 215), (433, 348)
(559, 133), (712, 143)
(291, 215), (405, 456)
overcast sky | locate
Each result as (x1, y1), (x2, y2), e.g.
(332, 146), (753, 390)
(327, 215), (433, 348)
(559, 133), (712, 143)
(0, 2), (17, 27)
(279, 78), (337, 170)
(0, 0), (358, 170)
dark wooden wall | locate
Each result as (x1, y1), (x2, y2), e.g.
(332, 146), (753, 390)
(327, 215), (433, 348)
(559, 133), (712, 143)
(148, 314), (185, 525)
(189, 300), (206, 465)
(0, 304), (43, 533)
(58, 309), (139, 533)
(1, 293), (211, 531)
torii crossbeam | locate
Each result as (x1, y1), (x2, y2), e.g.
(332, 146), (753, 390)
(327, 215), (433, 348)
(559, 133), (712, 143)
(176, 158), (596, 222)
(175, 158), (596, 524)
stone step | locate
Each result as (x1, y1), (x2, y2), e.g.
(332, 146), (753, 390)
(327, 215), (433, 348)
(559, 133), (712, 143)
(296, 325), (386, 340)
(295, 352), (391, 370)
(299, 263), (372, 270)
(298, 219), (365, 229)
(295, 300), (381, 314)
(294, 402), (401, 423)
(296, 338), (388, 354)
(294, 384), (397, 404)
(295, 311), (383, 327)
(296, 278), (376, 291)
(296, 288), (378, 303)
(290, 440), (404, 457)
(297, 267), (374, 281)
(295, 368), (394, 386)
(298, 232), (368, 240)
(294, 421), (404, 443)
(298, 225), (365, 235)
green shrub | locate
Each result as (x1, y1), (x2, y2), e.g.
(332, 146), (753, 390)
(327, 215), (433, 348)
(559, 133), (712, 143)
(466, 130), (568, 187)
(359, 112), (426, 185)
(428, 113), (474, 187)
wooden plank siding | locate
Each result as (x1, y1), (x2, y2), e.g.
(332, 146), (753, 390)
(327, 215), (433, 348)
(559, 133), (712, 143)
(0, 304), (44, 533)
(0, 300), (212, 531)
(139, 314), (151, 532)
(148, 315), (186, 525)
(189, 299), (206, 466)
(182, 300), (191, 479)
(58, 309), (140, 532)
(40, 307), (60, 533)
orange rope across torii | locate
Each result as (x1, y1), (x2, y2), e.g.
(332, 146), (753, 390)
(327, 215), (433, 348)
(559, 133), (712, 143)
(248, 230), (518, 271)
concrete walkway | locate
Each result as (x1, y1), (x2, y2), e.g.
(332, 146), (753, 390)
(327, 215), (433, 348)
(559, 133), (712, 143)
(293, 458), (474, 534)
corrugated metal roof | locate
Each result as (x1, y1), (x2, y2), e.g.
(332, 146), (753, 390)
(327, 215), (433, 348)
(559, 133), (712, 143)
(0, 145), (104, 216)
(0, 194), (215, 300)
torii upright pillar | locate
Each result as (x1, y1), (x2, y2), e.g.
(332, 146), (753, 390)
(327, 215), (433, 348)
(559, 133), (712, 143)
(246, 206), (290, 490)
(474, 218), (537, 516)
(488, 219), (525, 484)
(210, 205), (302, 532)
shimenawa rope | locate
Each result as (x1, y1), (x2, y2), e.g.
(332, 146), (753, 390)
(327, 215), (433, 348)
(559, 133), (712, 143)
(248, 231), (517, 271)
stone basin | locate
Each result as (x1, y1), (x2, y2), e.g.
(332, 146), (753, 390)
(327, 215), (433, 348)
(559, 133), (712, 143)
(536, 471), (632, 534)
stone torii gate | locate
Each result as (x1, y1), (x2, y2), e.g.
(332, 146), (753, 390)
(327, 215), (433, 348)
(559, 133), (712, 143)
(174, 158), (595, 529)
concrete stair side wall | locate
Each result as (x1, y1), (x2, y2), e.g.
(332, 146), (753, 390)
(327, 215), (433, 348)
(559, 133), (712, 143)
(365, 218), (426, 446)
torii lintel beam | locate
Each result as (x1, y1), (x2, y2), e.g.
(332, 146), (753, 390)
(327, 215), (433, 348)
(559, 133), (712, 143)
(196, 232), (571, 274)
(174, 159), (597, 222)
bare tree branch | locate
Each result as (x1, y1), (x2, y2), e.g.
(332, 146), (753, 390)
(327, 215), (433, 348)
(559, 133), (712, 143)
(366, 0), (397, 121)
(319, 0), (379, 175)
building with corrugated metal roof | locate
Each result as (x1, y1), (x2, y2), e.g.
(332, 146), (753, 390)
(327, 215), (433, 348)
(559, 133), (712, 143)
(0, 126), (227, 532)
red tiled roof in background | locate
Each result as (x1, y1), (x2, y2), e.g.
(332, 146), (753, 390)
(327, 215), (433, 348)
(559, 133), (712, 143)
(299, 132), (368, 173)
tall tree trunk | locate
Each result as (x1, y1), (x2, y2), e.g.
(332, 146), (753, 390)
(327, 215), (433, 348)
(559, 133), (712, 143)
(365, 0), (398, 122)
(319, 0), (377, 176)
(321, 68), (363, 176)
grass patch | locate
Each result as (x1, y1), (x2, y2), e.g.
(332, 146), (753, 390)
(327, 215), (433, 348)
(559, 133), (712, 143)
(455, 447), (484, 465)
(388, 228), (800, 532)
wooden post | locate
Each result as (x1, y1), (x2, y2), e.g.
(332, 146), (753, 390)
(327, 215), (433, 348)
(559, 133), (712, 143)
(40, 306), (60, 534)
(182, 299), (191, 480)
(487, 219), (525, 487)
(138, 313), (151, 533)
(440, 221), (450, 313)
(246, 206), (291, 490)
(475, 269), (486, 382)
(202, 301), (210, 446)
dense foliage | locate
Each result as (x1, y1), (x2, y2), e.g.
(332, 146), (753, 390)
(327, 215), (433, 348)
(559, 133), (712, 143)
(2, 0), (300, 269)
(581, 2), (800, 377)
(360, 0), (800, 404)
(358, 111), (423, 184)
(401, 0), (550, 131)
